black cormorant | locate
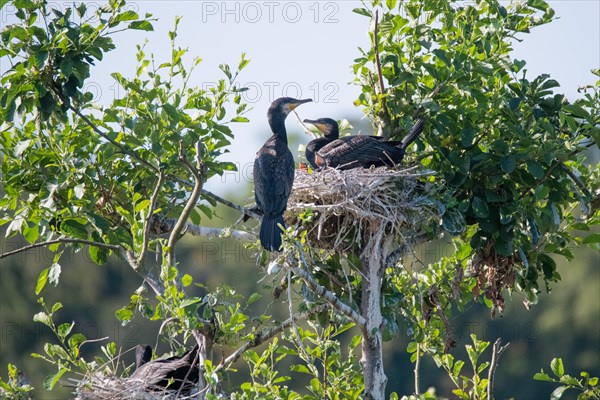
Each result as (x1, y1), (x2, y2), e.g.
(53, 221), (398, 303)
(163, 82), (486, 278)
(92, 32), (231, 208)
(135, 344), (152, 369)
(254, 97), (312, 251)
(130, 345), (200, 391)
(303, 118), (339, 170)
(303, 117), (424, 170)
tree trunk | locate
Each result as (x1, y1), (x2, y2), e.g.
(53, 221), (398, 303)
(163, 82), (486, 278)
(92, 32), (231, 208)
(360, 233), (393, 400)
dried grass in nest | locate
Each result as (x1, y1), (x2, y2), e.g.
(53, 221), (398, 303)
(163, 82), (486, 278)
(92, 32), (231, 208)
(285, 165), (439, 254)
(73, 374), (195, 400)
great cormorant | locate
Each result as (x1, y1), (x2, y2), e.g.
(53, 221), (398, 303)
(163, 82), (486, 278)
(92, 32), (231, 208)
(135, 344), (152, 369)
(303, 117), (425, 170)
(254, 97), (312, 251)
(130, 345), (200, 391)
(303, 118), (339, 170)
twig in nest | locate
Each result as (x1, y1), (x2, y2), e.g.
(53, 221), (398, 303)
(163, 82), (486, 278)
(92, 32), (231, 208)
(293, 110), (319, 138)
(285, 167), (438, 256)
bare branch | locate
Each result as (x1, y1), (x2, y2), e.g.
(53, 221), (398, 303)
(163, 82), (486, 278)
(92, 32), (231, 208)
(385, 233), (433, 268)
(287, 271), (310, 361)
(214, 303), (328, 373)
(0, 238), (120, 261)
(289, 243), (366, 328)
(414, 343), (421, 395)
(155, 218), (256, 242)
(166, 142), (205, 266)
(138, 170), (165, 267)
(487, 338), (510, 400)
(123, 249), (163, 295)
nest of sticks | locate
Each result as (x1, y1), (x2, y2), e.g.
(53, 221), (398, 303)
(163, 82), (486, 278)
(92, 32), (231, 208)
(285, 165), (440, 253)
(72, 375), (194, 400)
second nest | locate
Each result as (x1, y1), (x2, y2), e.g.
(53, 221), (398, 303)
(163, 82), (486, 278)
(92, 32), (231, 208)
(285, 166), (440, 253)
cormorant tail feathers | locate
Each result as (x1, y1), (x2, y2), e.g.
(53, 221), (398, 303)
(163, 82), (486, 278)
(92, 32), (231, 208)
(400, 117), (425, 149)
(260, 215), (285, 251)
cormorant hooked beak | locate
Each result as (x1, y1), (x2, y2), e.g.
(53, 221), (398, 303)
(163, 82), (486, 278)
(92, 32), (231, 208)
(285, 98), (312, 113)
(303, 118), (339, 139)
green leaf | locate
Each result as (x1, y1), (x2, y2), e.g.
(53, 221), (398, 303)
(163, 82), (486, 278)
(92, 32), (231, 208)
(460, 127), (476, 147)
(583, 233), (600, 244)
(61, 219), (88, 239)
(15, 139), (32, 157)
(534, 372), (552, 381)
(52, 302), (63, 313)
(114, 10), (139, 22)
(559, 374), (581, 386)
(443, 208), (466, 234)
(550, 386), (568, 400)
(182, 274), (193, 287)
(386, 0), (397, 10)
(527, 161), (545, 179)
(36, 268), (49, 295)
(551, 358), (565, 378)
(48, 263), (61, 286)
(247, 292), (262, 306)
(43, 368), (68, 390)
(115, 308), (133, 322)
(128, 21), (153, 31)
(57, 322), (74, 340)
(471, 197), (489, 218)
(33, 311), (52, 327)
(352, 8), (372, 17)
(89, 246), (108, 265)
(501, 155), (516, 174)
(68, 333), (86, 352)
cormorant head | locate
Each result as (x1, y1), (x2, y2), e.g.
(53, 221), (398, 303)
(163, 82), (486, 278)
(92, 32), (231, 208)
(303, 118), (339, 140)
(268, 97), (312, 119)
(135, 344), (152, 369)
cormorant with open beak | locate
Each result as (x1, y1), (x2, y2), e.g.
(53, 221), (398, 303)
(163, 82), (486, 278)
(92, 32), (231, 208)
(303, 117), (424, 170)
(254, 97), (312, 251)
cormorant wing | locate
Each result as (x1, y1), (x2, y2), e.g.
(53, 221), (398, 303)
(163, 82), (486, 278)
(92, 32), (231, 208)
(317, 135), (403, 169)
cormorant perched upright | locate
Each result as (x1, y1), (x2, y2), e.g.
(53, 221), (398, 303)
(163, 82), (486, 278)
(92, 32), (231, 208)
(303, 118), (339, 170)
(303, 117), (425, 170)
(254, 97), (312, 251)
(130, 345), (200, 391)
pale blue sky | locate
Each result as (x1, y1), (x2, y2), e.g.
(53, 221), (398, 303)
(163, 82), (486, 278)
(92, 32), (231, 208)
(2, 1), (599, 196)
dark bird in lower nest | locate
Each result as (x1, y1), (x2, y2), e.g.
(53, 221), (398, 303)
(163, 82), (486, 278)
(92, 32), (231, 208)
(254, 97), (312, 251)
(303, 117), (425, 170)
(130, 344), (200, 392)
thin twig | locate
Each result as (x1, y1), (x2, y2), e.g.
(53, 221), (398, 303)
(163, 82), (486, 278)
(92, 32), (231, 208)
(291, 242), (366, 327)
(414, 343), (421, 395)
(287, 271), (310, 361)
(137, 170), (165, 267)
(0, 238), (120, 261)
(561, 163), (594, 201)
(292, 110), (319, 138)
(374, 10), (386, 100)
(214, 304), (328, 373)
(373, 10), (390, 138)
(156, 218), (256, 242)
(487, 338), (509, 400)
